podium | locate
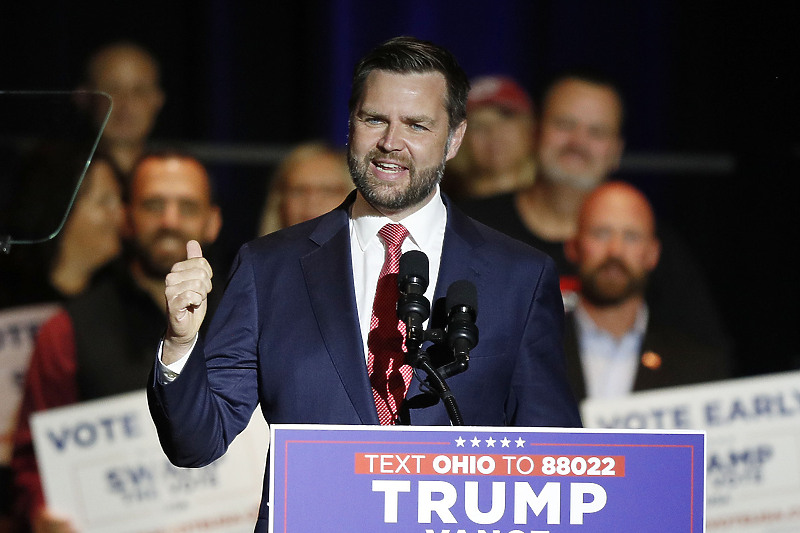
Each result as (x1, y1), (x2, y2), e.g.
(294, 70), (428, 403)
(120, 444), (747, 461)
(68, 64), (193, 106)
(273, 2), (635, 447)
(269, 425), (705, 532)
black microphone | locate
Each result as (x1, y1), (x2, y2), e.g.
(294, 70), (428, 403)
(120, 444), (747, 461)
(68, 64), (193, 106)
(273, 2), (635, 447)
(397, 250), (430, 352)
(442, 280), (478, 377)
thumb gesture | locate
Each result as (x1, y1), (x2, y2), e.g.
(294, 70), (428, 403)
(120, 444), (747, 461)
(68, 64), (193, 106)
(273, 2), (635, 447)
(163, 240), (212, 364)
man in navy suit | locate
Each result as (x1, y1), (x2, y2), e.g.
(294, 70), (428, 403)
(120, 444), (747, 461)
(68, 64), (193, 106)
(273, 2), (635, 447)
(148, 36), (580, 531)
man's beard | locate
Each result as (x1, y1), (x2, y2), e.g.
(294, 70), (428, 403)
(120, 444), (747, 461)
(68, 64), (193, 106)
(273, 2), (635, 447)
(540, 145), (604, 191)
(580, 257), (648, 307)
(347, 148), (446, 212)
(130, 229), (193, 279)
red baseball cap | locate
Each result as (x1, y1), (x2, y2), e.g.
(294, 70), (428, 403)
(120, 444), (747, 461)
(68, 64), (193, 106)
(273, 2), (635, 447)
(467, 76), (534, 115)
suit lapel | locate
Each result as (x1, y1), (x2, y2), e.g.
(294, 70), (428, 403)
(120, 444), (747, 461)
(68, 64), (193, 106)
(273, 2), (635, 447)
(301, 202), (380, 424)
(435, 200), (486, 300)
(563, 313), (588, 402)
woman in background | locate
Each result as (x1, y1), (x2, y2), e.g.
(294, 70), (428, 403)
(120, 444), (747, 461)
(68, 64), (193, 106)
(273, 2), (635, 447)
(258, 141), (353, 236)
(0, 150), (124, 307)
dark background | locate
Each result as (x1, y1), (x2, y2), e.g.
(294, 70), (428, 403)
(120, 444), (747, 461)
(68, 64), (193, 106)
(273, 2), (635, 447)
(1, 1), (797, 377)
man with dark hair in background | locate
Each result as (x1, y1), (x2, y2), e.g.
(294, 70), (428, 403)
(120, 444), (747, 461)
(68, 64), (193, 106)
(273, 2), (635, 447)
(11, 150), (221, 532)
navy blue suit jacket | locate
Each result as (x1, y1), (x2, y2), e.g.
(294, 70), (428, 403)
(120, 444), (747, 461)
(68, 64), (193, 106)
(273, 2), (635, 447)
(148, 192), (580, 529)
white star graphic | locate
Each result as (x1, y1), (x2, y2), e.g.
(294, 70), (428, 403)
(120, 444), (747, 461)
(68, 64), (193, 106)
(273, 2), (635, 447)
(471, 436), (481, 447)
(485, 437), (496, 447)
(455, 436), (465, 447)
(515, 437), (526, 448)
(501, 437), (511, 448)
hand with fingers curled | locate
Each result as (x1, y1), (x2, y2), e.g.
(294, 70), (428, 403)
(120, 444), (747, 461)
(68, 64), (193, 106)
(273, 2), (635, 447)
(162, 240), (213, 365)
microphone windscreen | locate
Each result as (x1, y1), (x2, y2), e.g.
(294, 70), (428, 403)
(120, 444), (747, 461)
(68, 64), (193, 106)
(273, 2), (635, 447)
(398, 250), (429, 287)
(446, 280), (478, 315)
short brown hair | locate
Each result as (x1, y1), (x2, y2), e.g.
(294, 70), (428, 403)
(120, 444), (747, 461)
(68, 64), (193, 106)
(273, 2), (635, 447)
(348, 36), (470, 134)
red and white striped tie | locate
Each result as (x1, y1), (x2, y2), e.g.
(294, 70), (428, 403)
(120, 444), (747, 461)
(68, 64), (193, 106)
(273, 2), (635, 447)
(367, 223), (413, 425)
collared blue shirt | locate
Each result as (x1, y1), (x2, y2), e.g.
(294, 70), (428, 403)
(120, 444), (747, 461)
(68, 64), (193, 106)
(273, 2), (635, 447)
(574, 302), (649, 398)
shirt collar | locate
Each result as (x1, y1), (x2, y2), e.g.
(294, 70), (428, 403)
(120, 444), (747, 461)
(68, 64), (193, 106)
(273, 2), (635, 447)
(575, 301), (649, 339)
(351, 185), (446, 252)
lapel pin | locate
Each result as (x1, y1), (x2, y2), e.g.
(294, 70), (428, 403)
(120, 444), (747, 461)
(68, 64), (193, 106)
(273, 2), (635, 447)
(641, 351), (662, 370)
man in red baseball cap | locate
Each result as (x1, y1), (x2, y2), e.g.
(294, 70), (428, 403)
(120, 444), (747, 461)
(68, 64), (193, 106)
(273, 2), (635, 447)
(445, 75), (537, 200)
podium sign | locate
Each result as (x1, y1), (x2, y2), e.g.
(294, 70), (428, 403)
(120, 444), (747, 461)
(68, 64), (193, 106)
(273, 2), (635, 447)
(269, 425), (705, 532)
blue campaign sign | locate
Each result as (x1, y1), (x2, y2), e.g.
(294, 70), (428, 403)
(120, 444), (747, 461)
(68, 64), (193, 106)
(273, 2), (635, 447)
(269, 425), (705, 533)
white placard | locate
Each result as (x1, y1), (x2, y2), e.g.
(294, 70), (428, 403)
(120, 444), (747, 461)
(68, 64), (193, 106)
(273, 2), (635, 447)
(0, 303), (59, 464)
(581, 370), (800, 532)
(31, 390), (269, 533)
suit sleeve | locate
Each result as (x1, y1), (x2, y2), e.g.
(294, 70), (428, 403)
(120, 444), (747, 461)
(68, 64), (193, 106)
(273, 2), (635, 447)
(148, 245), (261, 467)
(507, 256), (583, 428)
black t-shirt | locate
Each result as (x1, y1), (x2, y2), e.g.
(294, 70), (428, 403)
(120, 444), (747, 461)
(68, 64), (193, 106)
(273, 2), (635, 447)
(457, 192), (733, 359)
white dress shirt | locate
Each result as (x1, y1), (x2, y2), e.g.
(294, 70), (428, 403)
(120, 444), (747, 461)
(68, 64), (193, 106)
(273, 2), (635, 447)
(350, 187), (446, 363)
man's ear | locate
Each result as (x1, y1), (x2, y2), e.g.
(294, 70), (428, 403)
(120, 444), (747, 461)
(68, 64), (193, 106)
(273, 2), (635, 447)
(564, 238), (579, 265)
(153, 87), (166, 114)
(645, 237), (661, 271)
(445, 120), (467, 162)
(203, 206), (223, 244)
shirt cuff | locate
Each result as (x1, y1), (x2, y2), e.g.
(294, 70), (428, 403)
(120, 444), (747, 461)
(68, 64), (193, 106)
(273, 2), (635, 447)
(156, 335), (198, 384)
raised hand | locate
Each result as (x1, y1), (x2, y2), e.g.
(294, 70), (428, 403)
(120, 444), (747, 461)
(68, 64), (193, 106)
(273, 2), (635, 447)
(162, 240), (213, 364)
